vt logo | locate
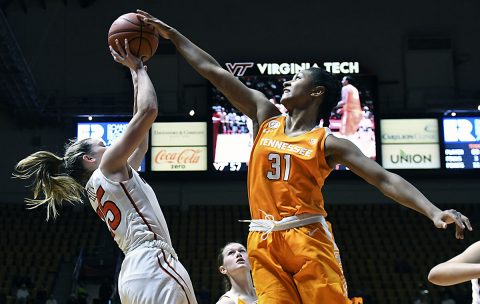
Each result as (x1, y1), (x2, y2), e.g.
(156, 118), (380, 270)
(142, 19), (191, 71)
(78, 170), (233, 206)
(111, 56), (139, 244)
(225, 62), (254, 76)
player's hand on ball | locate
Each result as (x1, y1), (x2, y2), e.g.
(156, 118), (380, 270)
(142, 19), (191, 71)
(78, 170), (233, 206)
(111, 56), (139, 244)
(136, 9), (173, 40)
(432, 209), (472, 239)
(110, 38), (144, 71)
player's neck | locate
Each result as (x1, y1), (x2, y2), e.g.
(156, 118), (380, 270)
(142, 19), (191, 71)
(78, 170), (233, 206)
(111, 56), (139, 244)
(285, 112), (319, 135)
(229, 273), (256, 299)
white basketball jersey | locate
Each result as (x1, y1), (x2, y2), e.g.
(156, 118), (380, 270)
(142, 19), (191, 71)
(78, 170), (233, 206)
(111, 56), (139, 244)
(85, 168), (172, 253)
(472, 279), (480, 304)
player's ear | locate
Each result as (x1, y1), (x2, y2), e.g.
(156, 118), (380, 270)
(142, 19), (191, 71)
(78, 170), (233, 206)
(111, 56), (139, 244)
(82, 155), (95, 163)
(311, 85), (325, 97)
(219, 266), (227, 275)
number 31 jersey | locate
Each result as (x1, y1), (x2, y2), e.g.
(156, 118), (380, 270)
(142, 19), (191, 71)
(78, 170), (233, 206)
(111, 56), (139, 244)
(248, 115), (333, 220)
(85, 168), (172, 253)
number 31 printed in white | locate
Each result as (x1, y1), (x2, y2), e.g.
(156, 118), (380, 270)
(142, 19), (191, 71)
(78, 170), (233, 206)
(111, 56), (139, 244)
(267, 153), (291, 181)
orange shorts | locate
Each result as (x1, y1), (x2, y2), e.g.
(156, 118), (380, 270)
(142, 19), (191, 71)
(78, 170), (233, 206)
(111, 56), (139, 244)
(247, 221), (350, 304)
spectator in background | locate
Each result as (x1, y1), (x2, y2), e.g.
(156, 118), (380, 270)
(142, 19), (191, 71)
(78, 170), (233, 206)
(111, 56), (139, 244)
(216, 243), (257, 304)
(337, 76), (363, 136)
(46, 294), (58, 304)
(15, 283), (29, 304)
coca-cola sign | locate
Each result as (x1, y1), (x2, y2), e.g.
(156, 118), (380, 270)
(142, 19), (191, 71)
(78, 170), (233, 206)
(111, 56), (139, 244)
(151, 147), (207, 171)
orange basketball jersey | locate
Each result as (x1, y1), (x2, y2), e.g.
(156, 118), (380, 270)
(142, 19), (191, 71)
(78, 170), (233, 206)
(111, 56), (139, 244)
(247, 115), (333, 220)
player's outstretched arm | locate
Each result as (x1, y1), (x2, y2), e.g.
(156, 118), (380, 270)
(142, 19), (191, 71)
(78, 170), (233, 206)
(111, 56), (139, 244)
(429, 241), (480, 286)
(101, 39), (158, 174)
(136, 9), (280, 131)
(325, 135), (472, 239)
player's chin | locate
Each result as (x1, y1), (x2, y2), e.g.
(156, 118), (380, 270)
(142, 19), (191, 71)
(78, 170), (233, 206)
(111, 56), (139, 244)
(279, 96), (292, 108)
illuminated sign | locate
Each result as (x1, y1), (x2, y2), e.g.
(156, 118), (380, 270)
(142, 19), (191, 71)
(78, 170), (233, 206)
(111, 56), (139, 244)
(443, 118), (480, 142)
(211, 72), (377, 173)
(225, 62), (255, 77)
(151, 122), (207, 146)
(381, 119), (438, 144)
(382, 144), (441, 169)
(78, 122), (128, 145)
(443, 117), (480, 169)
(77, 122), (145, 172)
(225, 61), (360, 76)
(150, 122), (207, 172)
(151, 147), (207, 171)
(380, 119), (440, 169)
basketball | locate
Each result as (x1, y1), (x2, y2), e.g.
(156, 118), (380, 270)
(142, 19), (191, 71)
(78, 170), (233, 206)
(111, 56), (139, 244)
(108, 13), (159, 62)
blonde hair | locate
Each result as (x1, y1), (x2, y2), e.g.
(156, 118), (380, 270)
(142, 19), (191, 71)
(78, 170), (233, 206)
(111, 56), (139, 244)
(13, 138), (93, 220)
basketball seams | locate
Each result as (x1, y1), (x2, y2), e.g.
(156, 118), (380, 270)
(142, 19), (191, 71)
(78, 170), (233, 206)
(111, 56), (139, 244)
(138, 21), (144, 58)
(120, 16), (141, 27)
(144, 40), (153, 57)
(108, 30), (157, 36)
(125, 37), (141, 57)
(108, 12), (158, 61)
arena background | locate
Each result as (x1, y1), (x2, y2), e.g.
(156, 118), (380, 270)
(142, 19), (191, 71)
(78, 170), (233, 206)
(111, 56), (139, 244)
(0, 0), (479, 303)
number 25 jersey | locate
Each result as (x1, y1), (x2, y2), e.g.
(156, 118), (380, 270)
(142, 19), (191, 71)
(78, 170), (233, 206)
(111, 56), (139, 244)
(247, 115), (333, 220)
(85, 168), (172, 253)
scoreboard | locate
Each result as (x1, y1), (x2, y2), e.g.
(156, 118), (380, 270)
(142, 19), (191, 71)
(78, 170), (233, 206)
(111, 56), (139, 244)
(443, 117), (480, 169)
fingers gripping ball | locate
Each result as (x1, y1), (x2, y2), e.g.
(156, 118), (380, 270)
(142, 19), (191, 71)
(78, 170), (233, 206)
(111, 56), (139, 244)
(108, 13), (159, 62)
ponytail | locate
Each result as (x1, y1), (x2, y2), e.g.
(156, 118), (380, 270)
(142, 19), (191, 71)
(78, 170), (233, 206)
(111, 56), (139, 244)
(13, 138), (93, 220)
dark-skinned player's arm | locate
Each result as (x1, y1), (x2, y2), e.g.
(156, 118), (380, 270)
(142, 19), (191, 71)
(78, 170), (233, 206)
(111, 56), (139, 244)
(325, 135), (472, 239)
(136, 10), (280, 137)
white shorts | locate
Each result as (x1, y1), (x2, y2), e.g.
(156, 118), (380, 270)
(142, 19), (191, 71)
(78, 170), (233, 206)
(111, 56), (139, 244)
(118, 244), (197, 304)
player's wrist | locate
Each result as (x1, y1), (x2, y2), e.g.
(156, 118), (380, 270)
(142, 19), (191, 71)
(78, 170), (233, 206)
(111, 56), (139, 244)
(131, 61), (145, 72)
(165, 28), (179, 40)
